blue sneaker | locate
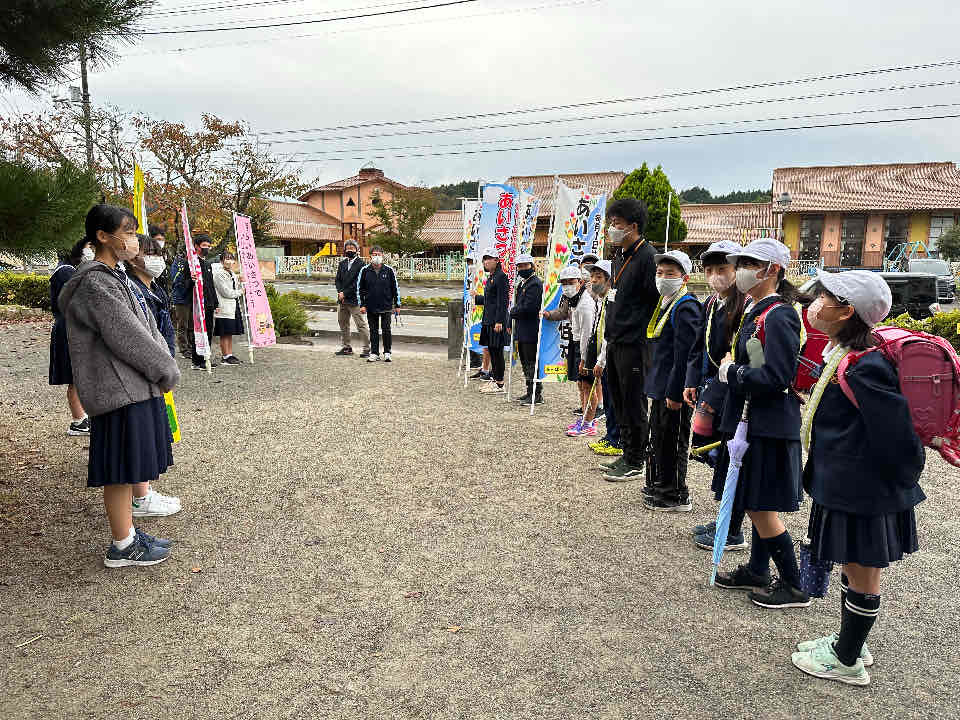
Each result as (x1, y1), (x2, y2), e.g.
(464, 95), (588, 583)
(692, 520), (716, 537)
(694, 530), (748, 552)
(135, 527), (172, 549)
(104, 533), (171, 568)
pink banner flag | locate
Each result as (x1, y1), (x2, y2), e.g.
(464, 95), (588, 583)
(181, 201), (209, 358)
(234, 213), (276, 347)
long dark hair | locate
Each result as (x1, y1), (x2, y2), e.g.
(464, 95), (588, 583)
(775, 268), (812, 305)
(809, 282), (878, 351)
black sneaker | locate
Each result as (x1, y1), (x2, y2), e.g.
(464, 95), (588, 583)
(335, 347), (353, 356)
(222, 355), (242, 366)
(714, 564), (770, 592)
(135, 527), (172, 549)
(67, 417), (90, 436)
(533, 395), (544, 405)
(749, 579), (812, 609)
(644, 497), (693, 513)
(594, 407), (605, 419)
(572, 406), (584, 415)
(359, 350), (371, 358)
(103, 534), (170, 568)
(516, 393), (533, 404)
(469, 370), (486, 379)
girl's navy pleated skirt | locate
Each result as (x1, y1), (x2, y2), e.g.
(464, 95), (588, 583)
(48, 318), (73, 386)
(806, 502), (918, 568)
(88, 397), (174, 487)
(712, 435), (802, 513)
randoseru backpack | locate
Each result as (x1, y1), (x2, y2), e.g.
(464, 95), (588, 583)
(754, 302), (830, 393)
(837, 326), (960, 467)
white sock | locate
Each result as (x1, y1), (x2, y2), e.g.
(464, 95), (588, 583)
(113, 526), (135, 550)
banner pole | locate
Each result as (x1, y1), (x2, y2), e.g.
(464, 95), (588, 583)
(506, 319), (515, 400)
(530, 175), (560, 416)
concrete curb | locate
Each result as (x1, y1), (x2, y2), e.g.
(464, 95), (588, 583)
(308, 328), (446, 346)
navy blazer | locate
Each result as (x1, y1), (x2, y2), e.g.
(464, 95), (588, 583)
(684, 294), (731, 389)
(645, 295), (702, 403)
(509, 273), (543, 344)
(803, 351), (925, 515)
(475, 266), (509, 327)
(718, 296), (802, 440)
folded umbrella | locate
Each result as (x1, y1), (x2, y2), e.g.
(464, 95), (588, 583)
(710, 414), (750, 585)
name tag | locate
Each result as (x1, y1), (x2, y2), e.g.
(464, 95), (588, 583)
(607, 289), (617, 303)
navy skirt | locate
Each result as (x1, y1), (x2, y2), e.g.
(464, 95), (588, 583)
(213, 316), (244, 337)
(88, 396), (174, 487)
(48, 318), (73, 386)
(479, 324), (507, 349)
(806, 502), (918, 568)
(712, 435), (802, 512)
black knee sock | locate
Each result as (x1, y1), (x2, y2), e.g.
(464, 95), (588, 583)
(747, 526), (771, 578)
(833, 588), (880, 666)
(840, 572), (849, 618)
(766, 530), (802, 590)
(729, 507), (747, 540)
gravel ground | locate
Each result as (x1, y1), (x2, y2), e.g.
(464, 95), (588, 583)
(1, 320), (959, 720)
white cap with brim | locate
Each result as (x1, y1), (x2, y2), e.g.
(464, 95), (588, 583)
(480, 247), (498, 260)
(590, 259), (613, 278)
(700, 240), (743, 262)
(653, 249), (693, 275)
(558, 265), (582, 281)
(516, 253), (535, 264)
(726, 237), (792, 269)
(816, 270), (892, 327)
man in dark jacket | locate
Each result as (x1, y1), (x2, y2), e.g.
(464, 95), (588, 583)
(358, 245), (400, 363)
(510, 253), (544, 404)
(471, 247), (509, 393)
(334, 239), (370, 357)
(600, 198), (660, 482)
(186, 233), (219, 370)
(170, 251), (191, 357)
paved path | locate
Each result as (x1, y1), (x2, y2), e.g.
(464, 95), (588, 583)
(276, 280), (457, 300)
(1, 321), (957, 719)
(307, 308), (448, 342)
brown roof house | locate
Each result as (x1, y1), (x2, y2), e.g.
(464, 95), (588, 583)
(774, 162), (960, 268)
(266, 199), (342, 257)
(678, 202), (775, 255)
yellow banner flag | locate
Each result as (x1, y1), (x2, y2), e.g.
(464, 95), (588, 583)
(164, 391), (181, 444)
(133, 163), (147, 232)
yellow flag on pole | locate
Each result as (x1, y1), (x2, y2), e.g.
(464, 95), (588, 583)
(164, 391), (181, 443)
(133, 163), (147, 232)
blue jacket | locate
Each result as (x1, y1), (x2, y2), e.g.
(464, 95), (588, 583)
(718, 296), (802, 440)
(358, 263), (400, 314)
(685, 294), (737, 416)
(130, 274), (176, 358)
(170, 256), (190, 305)
(645, 294), (702, 403)
(509, 273), (543, 344)
(803, 351), (925, 515)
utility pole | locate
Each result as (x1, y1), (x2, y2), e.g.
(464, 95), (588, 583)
(78, 44), (94, 170)
(664, 192), (671, 252)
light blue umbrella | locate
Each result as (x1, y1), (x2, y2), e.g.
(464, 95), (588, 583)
(710, 412), (750, 585)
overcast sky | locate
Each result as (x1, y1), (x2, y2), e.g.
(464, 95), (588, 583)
(6, 0), (960, 194)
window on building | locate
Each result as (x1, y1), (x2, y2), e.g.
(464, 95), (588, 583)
(884, 214), (910, 258)
(798, 215), (824, 261)
(346, 198), (356, 207)
(840, 216), (866, 267)
(928, 214), (957, 256)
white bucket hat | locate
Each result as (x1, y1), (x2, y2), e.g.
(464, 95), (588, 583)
(816, 270), (893, 327)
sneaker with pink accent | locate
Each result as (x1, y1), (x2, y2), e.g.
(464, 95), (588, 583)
(566, 419), (585, 437)
(567, 420), (580, 430)
(582, 421), (599, 437)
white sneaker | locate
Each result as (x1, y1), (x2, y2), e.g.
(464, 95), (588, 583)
(791, 643), (870, 686)
(796, 633), (874, 667)
(367, 354), (381, 363)
(132, 489), (182, 517)
(383, 352), (392, 363)
(479, 381), (505, 394)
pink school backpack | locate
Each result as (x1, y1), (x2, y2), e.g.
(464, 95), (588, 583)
(837, 326), (960, 467)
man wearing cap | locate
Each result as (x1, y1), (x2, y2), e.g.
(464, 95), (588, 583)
(510, 253), (544, 404)
(334, 240), (370, 357)
(641, 250), (702, 511)
(471, 248), (509, 393)
(600, 198), (660, 482)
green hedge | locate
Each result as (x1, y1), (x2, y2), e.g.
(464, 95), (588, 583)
(884, 310), (960, 352)
(265, 284), (309, 337)
(0, 273), (50, 310)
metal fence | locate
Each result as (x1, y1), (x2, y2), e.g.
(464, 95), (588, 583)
(275, 254), (471, 280)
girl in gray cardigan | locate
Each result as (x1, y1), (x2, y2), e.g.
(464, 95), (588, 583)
(60, 205), (181, 568)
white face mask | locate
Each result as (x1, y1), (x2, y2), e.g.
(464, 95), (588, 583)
(143, 256), (166, 278)
(607, 227), (628, 245)
(561, 284), (579, 298)
(581, 268), (591, 281)
(735, 265), (768, 294)
(707, 273), (734, 293)
(656, 277), (684, 298)
(371, 255), (383, 266)
(81, 247), (95, 263)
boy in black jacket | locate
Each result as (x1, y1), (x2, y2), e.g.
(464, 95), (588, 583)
(358, 246), (400, 363)
(471, 247), (509, 393)
(187, 233), (219, 370)
(334, 239), (370, 357)
(509, 253), (544, 404)
(642, 250), (702, 512)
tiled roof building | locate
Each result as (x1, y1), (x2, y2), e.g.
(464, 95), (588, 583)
(679, 202), (775, 250)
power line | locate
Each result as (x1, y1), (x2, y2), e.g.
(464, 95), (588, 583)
(266, 102), (960, 159)
(145, 0), (425, 29)
(141, 0), (478, 33)
(246, 79), (960, 146)
(266, 113), (960, 163)
(144, 0), (307, 17)
(251, 58), (960, 137)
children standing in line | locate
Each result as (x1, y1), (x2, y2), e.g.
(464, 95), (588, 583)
(59, 205), (180, 567)
(471, 248), (509, 393)
(684, 241), (750, 548)
(213, 252), (246, 366)
(712, 238), (811, 609)
(510, 253), (544, 404)
(49, 239), (93, 436)
(358, 246), (401, 363)
(570, 260), (609, 438)
(642, 251), (702, 512)
(791, 270), (925, 686)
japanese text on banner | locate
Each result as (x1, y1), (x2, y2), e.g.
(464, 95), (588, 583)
(181, 202), (210, 358)
(234, 213), (276, 348)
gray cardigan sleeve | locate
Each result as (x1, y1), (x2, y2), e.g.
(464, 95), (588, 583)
(71, 277), (180, 392)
